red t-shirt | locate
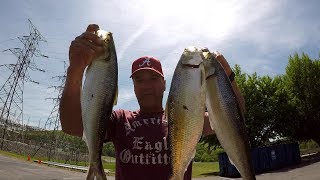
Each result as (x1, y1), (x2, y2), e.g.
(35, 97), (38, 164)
(105, 109), (192, 180)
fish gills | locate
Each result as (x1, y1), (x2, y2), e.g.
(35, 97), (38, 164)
(167, 46), (206, 180)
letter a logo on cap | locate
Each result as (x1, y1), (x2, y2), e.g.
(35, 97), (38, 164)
(131, 56), (164, 78)
(139, 57), (151, 67)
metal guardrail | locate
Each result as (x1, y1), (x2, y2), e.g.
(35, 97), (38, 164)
(40, 161), (111, 174)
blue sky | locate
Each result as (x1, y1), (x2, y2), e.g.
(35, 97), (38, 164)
(0, 0), (320, 128)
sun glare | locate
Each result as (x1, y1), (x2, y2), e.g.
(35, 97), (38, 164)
(136, 0), (237, 40)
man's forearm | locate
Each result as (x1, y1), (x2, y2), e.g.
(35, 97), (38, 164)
(59, 67), (84, 137)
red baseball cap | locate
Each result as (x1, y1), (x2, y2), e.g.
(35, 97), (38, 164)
(130, 56), (164, 78)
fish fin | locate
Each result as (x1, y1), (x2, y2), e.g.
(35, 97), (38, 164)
(207, 115), (215, 132)
(205, 99), (215, 131)
(191, 151), (196, 161)
(228, 156), (245, 177)
(82, 131), (87, 144)
(184, 151), (196, 173)
(164, 100), (168, 118)
(113, 88), (118, 105)
(228, 156), (235, 166)
(86, 162), (107, 180)
(170, 174), (184, 180)
(86, 167), (95, 180)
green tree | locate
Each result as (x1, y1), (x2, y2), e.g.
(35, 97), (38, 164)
(202, 54), (320, 149)
(268, 76), (299, 140)
(102, 142), (115, 157)
(239, 72), (282, 147)
(284, 52), (320, 145)
(202, 64), (299, 148)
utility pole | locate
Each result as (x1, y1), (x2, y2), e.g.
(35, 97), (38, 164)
(0, 19), (46, 150)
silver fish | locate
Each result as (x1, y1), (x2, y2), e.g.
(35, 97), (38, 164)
(202, 49), (255, 180)
(167, 46), (206, 180)
(81, 30), (118, 180)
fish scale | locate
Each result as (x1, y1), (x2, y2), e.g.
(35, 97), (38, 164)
(202, 50), (256, 180)
(167, 46), (206, 180)
(81, 30), (118, 180)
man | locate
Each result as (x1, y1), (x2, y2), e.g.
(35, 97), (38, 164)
(60, 24), (245, 180)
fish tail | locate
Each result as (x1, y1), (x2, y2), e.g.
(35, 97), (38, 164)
(169, 174), (183, 180)
(86, 162), (107, 180)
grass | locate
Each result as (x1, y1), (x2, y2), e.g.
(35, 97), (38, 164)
(1, 141), (319, 178)
(192, 161), (219, 178)
(101, 161), (219, 177)
(102, 155), (116, 162)
(103, 162), (116, 175)
(299, 140), (320, 155)
(0, 150), (218, 178)
(0, 150), (62, 164)
(2, 139), (318, 178)
(0, 150), (27, 160)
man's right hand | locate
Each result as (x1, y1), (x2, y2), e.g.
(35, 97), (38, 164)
(68, 24), (105, 71)
(61, 24), (106, 137)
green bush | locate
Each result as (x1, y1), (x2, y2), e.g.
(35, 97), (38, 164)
(194, 142), (224, 162)
(300, 140), (319, 150)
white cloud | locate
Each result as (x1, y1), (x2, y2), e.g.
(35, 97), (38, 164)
(1, 0), (320, 124)
(114, 86), (136, 108)
(122, 0), (239, 46)
(117, 23), (152, 60)
(23, 81), (57, 127)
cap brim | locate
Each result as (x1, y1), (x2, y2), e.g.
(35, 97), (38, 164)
(130, 68), (164, 78)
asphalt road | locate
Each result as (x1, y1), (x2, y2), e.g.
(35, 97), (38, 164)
(0, 154), (114, 180)
(0, 153), (320, 180)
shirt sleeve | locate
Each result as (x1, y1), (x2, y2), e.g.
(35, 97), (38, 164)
(104, 109), (123, 142)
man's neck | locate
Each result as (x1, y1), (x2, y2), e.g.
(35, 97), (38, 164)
(139, 107), (163, 114)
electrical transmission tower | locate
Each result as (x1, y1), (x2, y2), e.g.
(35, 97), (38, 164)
(32, 62), (67, 160)
(32, 62), (85, 164)
(0, 19), (46, 150)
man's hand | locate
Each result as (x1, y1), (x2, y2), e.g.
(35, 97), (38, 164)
(61, 24), (106, 137)
(69, 24), (105, 71)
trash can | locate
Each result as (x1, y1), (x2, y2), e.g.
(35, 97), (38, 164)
(218, 142), (301, 177)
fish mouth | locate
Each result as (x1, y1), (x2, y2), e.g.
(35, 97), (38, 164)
(184, 64), (201, 68)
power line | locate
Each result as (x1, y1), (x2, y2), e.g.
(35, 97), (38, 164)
(0, 38), (19, 45)
(0, 19), (46, 151)
(32, 61), (84, 162)
(40, 62), (67, 160)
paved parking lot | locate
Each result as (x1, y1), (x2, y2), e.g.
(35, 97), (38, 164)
(0, 154), (114, 180)
(0, 153), (320, 179)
